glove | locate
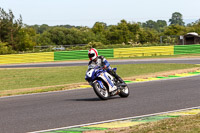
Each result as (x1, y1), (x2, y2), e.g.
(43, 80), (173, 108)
(103, 65), (107, 69)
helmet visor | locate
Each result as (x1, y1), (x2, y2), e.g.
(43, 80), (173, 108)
(88, 53), (95, 58)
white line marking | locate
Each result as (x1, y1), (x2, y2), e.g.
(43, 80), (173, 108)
(29, 106), (200, 133)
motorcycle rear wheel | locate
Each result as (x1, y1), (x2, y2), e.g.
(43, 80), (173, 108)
(93, 81), (109, 100)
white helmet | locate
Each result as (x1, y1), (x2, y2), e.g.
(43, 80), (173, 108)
(88, 48), (98, 61)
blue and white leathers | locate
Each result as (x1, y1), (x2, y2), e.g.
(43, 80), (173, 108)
(85, 65), (117, 92)
(88, 55), (111, 73)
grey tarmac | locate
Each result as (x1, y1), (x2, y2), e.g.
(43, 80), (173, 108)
(0, 58), (200, 68)
(0, 75), (200, 133)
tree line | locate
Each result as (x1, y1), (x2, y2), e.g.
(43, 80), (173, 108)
(0, 7), (200, 54)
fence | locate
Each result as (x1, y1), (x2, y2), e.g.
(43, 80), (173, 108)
(0, 44), (200, 65)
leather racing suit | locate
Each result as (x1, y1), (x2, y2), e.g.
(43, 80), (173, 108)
(88, 55), (123, 83)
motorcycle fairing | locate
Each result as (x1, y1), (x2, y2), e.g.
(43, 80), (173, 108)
(98, 72), (117, 92)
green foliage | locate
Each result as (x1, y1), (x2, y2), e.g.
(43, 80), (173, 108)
(1, 8), (200, 54)
(0, 8), (23, 49)
(0, 41), (15, 54)
(142, 20), (167, 32)
(65, 43), (133, 51)
(187, 20), (200, 34)
(0, 7), (39, 53)
(138, 28), (159, 44)
(92, 22), (107, 34)
(106, 20), (141, 44)
(169, 12), (185, 26)
(164, 24), (187, 36)
(28, 24), (50, 34)
(15, 28), (38, 51)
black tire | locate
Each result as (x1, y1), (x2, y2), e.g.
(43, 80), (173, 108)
(93, 81), (109, 100)
(119, 84), (129, 98)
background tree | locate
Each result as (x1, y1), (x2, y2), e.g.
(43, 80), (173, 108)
(138, 28), (159, 44)
(187, 19), (200, 34)
(169, 12), (185, 26)
(2, 7), (200, 54)
(115, 20), (130, 44)
(92, 22), (106, 34)
(156, 20), (167, 32)
(0, 7), (23, 50)
(142, 20), (157, 29)
(92, 22), (108, 44)
(0, 41), (14, 54)
(164, 24), (187, 36)
(127, 22), (140, 43)
(15, 27), (38, 51)
(142, 20), (167, 32)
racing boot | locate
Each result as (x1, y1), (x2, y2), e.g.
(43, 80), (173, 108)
(109, 70), (126, 86)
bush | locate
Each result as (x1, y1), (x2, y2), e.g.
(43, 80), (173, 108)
(0, 42), (16, 55)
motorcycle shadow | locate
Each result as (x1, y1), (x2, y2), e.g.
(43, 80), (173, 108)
(67, 96), (120, 102)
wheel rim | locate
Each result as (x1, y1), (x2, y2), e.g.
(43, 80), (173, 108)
(97, 83), (108, 97)
(122, 86), (129, 94)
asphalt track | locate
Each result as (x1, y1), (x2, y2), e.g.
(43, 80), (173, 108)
(0, 58), (200, 68)
(0, 75), (200, 133)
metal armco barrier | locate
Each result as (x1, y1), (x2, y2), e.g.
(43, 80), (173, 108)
(0, 44), (200, 65)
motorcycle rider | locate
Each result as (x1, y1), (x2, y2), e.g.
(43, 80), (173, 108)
(88, 48), (124, 84)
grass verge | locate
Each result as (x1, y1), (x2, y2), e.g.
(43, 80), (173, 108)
(0, 63), (199, 97)
(102, 114), (200, 133)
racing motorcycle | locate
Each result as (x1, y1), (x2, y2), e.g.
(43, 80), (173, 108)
(85, 64), (129, 100)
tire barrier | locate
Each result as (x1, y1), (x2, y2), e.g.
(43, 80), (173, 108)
(114, 46), (174, 58)
(0, 45), (200, 65)
(54, 49), (114, 61)
(174, 44), (200, 55)
(0, 52), (54, 64)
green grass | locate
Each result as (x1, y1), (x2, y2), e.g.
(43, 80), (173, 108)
(125, 114), (200, 133)
(0, 63), (198, 91)
(115, 64), (198, 78)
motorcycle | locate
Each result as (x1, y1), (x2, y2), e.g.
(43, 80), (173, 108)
(85, 64), (129, 100)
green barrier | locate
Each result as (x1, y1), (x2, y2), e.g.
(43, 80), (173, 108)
(98, 49), (114, 58)
(54, 50), (88, 61)
(174, 44), (200, 55)
(54, 49), (114, 61)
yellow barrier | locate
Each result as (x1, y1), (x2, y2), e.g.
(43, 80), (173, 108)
(0, 52), (54, 64)
(114, 46), (174, 58)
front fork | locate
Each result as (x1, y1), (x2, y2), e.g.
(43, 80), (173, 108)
(96, 80), (104, 89)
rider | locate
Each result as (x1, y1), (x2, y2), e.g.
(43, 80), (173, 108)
(88, 48), (124, 84)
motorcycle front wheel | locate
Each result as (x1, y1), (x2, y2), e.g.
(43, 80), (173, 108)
(119, 84), (129, 98)
(93, 81), (109, 100)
